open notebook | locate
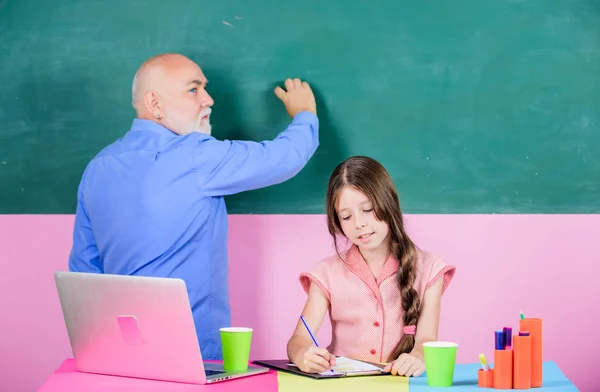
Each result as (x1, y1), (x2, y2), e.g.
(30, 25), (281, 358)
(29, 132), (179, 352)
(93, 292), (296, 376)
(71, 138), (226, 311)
(253, 356), (386, 379)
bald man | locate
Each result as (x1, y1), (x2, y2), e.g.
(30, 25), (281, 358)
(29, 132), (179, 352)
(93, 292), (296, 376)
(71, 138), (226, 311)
(68, 53), (319, 360)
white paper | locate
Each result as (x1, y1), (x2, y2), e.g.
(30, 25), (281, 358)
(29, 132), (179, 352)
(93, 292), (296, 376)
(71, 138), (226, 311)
(287, 356), (382, 376)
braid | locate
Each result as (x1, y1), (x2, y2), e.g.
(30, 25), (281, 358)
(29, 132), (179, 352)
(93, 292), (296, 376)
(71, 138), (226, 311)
(387, 232), (421, 361)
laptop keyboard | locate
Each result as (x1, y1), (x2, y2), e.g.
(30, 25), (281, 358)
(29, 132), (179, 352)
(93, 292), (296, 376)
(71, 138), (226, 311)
(205, 369), (226, 376)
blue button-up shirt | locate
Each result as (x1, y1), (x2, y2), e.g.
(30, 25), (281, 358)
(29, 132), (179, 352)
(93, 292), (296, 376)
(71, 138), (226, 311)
(68, 111), (319, 359)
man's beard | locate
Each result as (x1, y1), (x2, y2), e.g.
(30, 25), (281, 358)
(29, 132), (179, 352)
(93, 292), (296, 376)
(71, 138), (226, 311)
(163, 107), (212, 136)
(192, 108), (212, 135)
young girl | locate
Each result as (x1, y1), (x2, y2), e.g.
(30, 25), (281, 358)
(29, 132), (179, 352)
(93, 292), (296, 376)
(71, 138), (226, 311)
(286, 156), (456, 377)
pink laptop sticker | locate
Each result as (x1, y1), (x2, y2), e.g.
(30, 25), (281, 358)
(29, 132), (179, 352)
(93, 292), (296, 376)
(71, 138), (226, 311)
(117, 315), (144, 345)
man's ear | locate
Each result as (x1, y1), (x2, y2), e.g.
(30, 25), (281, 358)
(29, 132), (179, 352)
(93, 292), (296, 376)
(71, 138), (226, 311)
(144, 90), (161, 119)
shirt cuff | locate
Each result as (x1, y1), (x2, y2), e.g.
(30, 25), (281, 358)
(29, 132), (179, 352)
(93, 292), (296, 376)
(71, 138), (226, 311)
(292, 111), (318, 125)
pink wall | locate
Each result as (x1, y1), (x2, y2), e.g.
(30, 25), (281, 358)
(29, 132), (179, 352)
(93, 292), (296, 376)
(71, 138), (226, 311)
(0, 214), (596, 391)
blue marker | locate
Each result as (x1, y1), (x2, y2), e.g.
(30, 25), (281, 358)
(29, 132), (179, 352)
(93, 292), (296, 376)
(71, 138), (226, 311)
(495, 331), (505, 350)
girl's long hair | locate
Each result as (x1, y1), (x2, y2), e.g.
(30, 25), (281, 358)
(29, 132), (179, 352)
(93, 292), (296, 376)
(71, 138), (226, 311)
(325, 156), (421, 361)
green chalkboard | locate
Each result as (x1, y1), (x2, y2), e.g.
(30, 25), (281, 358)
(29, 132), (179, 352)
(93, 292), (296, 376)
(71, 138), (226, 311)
(1, 0), (599, 214)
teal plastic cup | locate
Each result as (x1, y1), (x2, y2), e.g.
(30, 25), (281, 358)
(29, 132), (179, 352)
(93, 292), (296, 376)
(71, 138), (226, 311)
(423, 341), (458, 387)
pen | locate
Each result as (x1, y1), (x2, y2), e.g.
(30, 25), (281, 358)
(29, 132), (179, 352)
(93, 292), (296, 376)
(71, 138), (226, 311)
(300, 315), (334, 372)
(300, 315), (320, 347)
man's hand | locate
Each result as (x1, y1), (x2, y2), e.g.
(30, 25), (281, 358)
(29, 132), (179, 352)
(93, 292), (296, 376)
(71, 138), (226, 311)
(274, 78), (317, 117)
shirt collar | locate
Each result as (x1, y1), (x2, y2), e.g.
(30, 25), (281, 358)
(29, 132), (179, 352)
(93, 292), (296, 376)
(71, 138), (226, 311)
(343, 244), (399, 304)
(345, 244), (398, 282)
(129, 118), (178, 137)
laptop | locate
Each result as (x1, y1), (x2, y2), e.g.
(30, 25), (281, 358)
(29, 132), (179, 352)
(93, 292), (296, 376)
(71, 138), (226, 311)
(53, 271), (269, 384)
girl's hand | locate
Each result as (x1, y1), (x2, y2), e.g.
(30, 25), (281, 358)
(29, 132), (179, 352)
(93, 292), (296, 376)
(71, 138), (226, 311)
(383, 352), (426, 377)
(297, 346), (336, 373)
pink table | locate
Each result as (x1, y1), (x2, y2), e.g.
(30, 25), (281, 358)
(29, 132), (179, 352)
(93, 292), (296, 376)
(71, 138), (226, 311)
(39, 359), (279, 392)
